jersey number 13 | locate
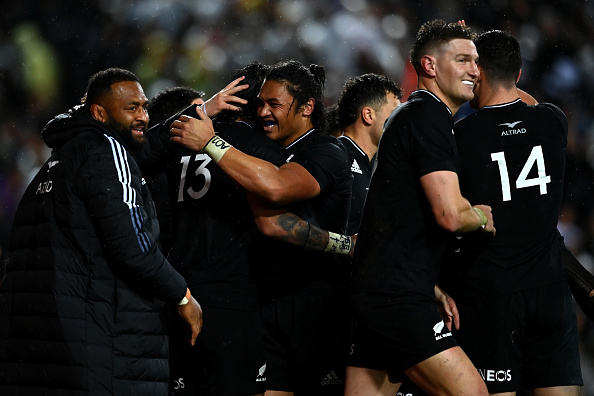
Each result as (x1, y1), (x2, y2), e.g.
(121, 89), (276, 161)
(178, 154), (212, 201)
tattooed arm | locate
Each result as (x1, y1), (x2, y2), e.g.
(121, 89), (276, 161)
(247, 194), (355, 258)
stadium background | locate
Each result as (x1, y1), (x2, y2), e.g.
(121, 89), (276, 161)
(1, 0), (594, 391)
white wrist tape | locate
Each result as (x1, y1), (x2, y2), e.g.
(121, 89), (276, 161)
(325, 232), (352, 255)
(473, 207), (487, 229)
(204, 135), (232, 163)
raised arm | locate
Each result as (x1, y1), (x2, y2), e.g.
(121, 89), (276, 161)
(202, 76), (249, 117)
(170, 107), (320, 205)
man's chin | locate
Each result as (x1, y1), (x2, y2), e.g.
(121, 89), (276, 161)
(129, 136), (147, 151)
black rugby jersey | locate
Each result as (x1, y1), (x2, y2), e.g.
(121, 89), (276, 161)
(338, 135), (373, 235)
(165, 120), (285, 310)
(350, 90), (458, 298)
(256, 129), (353, 300)
(455, 99), (568, 300)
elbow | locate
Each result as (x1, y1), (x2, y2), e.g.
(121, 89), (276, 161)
(435, 213), (462, 233)
(254, 217), (285, 239)
(260, 186), (290, 206)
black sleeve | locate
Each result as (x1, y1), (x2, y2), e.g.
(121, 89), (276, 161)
(77, 134), (187, 303)
(293, 138), (350, 193)
(411, 111), (458, 177)
(540, 103), (568, 143)
(138, 104), (200, 180)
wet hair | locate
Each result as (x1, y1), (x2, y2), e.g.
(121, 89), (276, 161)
(81, 67), (139, 106)
(265, 59), (328, 134)
(325, 103), (342, 137)
(474, 30), (522, 87)
(337, 73), (403, 130)
(215, 61), (270, 127)
(147, 87), (205, 128)
(410, 19), (476, 73)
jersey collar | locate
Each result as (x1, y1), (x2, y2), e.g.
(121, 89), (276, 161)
(415, 89), (452, 116)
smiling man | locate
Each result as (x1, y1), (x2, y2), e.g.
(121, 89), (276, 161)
(0, 68), (203, 395)
(170, 60), (353, 395)
(344, 20), (495, 396)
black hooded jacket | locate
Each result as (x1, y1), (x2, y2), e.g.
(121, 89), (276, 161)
(0, 106), (187, 395)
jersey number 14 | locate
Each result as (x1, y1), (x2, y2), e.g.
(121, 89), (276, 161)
(490, 145), (551, 202)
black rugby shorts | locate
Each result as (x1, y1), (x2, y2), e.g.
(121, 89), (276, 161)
(455, 282), (583, 393)
(167, 305), (267, 396)
(261, 284), (351, 396)
(348, 291), (458, 377)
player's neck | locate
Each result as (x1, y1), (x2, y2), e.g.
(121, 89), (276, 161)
(343, 126), (378, 161)
(417, 79), (462, 116)
(478, 86), (519, 108)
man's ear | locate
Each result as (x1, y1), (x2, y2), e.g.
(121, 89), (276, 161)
(516, 68), (522, 84)
(421, 55), (437, 77)
(90, 103), (106, 123)
(361, 106), (374, 126)
(301, 98), (315, 116)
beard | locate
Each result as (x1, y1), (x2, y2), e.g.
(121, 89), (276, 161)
(107, 119), (146, 152)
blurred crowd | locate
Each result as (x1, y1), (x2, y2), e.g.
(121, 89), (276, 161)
(2, 0), (594, 391)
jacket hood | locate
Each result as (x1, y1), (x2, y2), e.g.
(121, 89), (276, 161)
(41, 105), (114, 149)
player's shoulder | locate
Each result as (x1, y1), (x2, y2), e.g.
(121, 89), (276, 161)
(297, 132), (350, 168)
(389, 90), (452, 128)
(535, 102), (567, 122)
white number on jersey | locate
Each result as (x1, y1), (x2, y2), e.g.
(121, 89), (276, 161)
(178, 154), (212, 201)
(490, 145), (551, 202)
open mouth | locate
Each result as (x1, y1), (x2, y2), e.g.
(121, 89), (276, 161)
(261, 120), (277, 130)
(462, 80), (474, 88)
(132, 128), (144, 137)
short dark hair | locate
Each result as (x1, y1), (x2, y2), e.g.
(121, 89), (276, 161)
(474, 30), (522, 87)
(337, 73), (403, 130)
(410, 19), (476, 73)
(82, 67), (139, 106)
(215, 61), (270, 127)
(147, 87), (205, 128)
(265, 60), (328, 134)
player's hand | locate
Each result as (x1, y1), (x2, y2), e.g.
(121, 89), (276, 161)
(170, 107), (215, 152)
(203, 76), (249, 117)
(434, 284), (460, 331)
(177, 295), (203, 346)
(474, 204), (496, 236)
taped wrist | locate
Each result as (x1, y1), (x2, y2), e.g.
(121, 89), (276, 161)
(473, 207), (487, 229)
(204, 135), (232, 163)
(325, 232), (352, 255)
(178, 288), (191, 306)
